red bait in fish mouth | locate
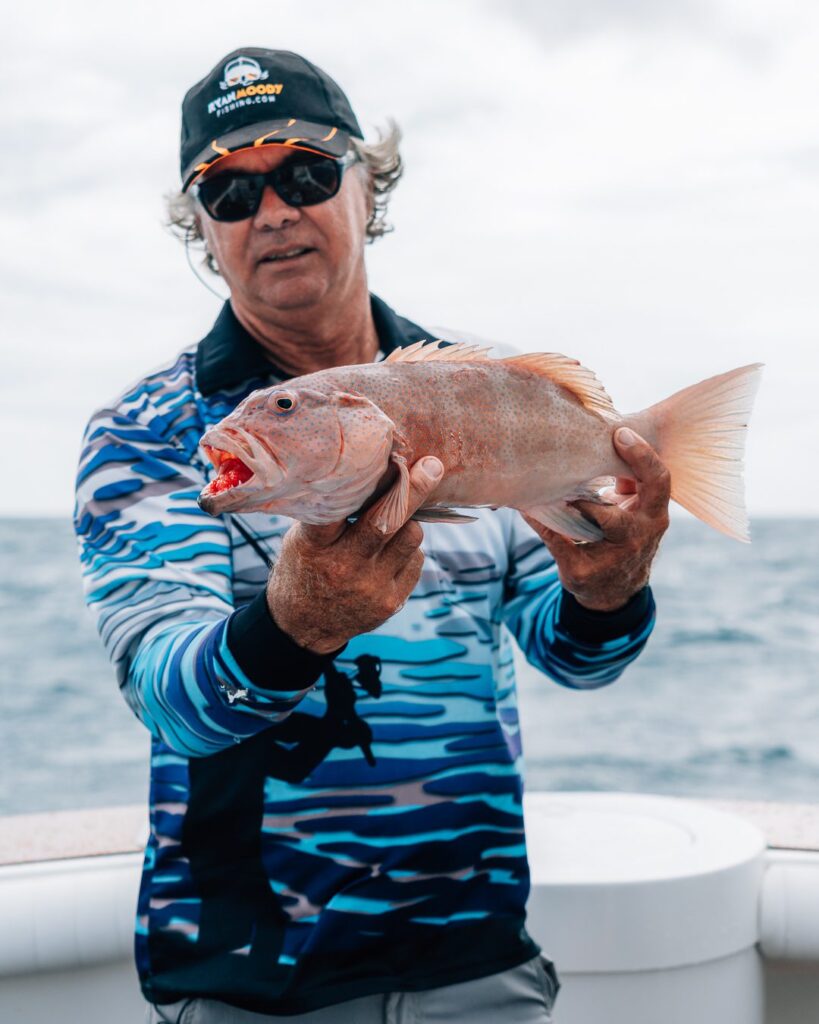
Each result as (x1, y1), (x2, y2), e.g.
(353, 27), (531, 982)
(203, 445), (254, 495)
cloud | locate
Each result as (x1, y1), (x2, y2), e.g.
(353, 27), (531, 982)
(493, 0), (780, 65)
(3, 0), (819, 515)
(499, 0), (715, 38)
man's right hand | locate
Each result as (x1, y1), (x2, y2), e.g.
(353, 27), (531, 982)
(266, 456), (445, 654)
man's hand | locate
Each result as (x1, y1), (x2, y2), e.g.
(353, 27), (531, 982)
(524, 428), (671, 612)
(267, 456), (445, 654)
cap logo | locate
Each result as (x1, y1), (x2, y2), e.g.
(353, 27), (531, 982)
(207, 59), (284, 118)
(221, 56), (269, 90)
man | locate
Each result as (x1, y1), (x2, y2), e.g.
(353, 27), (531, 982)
(75, 47), (668, 1023)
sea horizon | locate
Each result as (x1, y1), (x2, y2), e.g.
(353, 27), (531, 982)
(2, 514), (817, 817)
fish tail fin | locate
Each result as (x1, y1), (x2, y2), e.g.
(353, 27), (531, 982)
(636, 363), (763, 542)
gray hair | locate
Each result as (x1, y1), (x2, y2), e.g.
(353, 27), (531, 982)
(166, 120), (403, 275)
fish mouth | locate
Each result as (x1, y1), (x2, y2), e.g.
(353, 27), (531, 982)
(198, 430), (260, 515)
(198, 425), (288, 516)
(202, 445), (254, 493)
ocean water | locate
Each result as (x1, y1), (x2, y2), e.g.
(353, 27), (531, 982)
(0, 516), (817, 816)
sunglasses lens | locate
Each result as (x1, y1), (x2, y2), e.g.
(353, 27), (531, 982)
(275, 157), (342, 207)
(198, 174), (265, 222)
(196, 155), (348, 221)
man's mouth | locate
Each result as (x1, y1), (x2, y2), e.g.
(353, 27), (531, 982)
(259, 247), (314, 264)
(202, 445), (254, 495)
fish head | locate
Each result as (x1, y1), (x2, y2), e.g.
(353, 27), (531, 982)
(198, 385), (396, 523)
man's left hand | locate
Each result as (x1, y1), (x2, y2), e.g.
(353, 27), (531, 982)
(523, 427), (671, 612)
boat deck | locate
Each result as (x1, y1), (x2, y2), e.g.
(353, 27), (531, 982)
(3, 797), (819, 1024)
(3, 798), (819, 866)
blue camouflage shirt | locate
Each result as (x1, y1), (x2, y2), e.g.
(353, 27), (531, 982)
(74, 296), (655, 1014)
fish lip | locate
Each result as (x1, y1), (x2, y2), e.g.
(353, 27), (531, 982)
(197, 491), (219, 515)
(201, 427), (254, 469)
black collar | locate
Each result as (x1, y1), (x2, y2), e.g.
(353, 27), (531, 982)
(195, 295), (438, 397)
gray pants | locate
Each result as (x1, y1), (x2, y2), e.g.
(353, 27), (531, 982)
(147, 954), (559, 1023)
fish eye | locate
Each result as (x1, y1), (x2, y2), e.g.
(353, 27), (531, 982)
(273, 392), (297, 414)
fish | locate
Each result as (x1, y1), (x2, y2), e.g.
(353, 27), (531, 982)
(197, 341), (763, 543)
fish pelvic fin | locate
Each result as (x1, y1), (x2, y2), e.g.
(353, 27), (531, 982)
(521, 501), (606, 543)
(503, 353), (618, 421)
(637, 363), (764, 543)
(385, 340), (494, 363)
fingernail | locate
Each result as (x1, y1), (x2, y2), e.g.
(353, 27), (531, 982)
(617, 428), (637, 446)
(419, 457), (443, 482)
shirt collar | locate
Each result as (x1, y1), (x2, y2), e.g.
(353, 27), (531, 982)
(195, 295), (438, 397)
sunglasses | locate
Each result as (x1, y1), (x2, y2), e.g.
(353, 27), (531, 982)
(192, 151), (357, 222)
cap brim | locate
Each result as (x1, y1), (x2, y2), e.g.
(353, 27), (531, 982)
(182, 118), (353, 191)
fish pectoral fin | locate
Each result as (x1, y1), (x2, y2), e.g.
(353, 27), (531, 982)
(413, 507), (479, 524)
(521, 501), (605, 543)
(369, 453), (411, 534)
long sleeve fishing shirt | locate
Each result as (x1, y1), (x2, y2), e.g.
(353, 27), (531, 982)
(74, 296), (656, 1015)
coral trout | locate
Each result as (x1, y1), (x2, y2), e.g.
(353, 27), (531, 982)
(198, 341), (762, 542)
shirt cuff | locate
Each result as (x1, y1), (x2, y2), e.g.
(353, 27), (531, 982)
(226, 591), (344, 691)
(557, 586), (654, 644)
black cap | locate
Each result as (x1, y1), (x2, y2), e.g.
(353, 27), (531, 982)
(180, 48), (363, 191)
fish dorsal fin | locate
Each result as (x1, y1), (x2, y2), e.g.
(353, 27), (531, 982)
(503, 353), (617, 420)
(385, 340), (494, 364)
(386, 342), (617, 419)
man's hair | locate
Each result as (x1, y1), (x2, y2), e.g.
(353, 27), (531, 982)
(166, 120), (403, 275)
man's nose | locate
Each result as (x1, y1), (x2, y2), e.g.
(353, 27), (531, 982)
(251, 183), (302, 231)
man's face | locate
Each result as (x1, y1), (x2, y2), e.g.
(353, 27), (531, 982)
(195, 145), (370, 315)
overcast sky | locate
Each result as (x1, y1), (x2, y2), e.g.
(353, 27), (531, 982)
(3, 0), (817, 517)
